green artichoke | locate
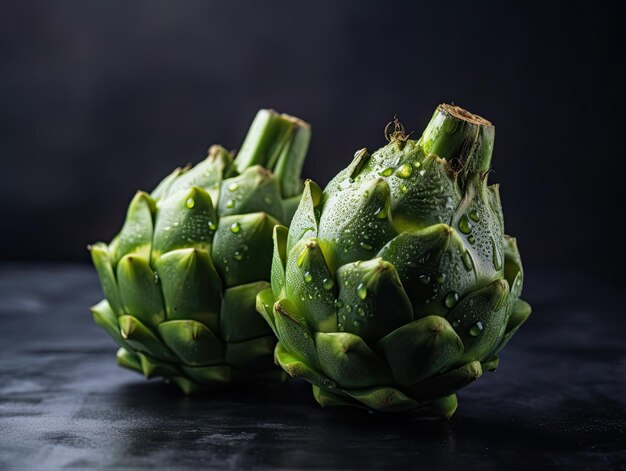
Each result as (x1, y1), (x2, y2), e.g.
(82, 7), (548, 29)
(257, 104), (531, 417)
(90, 109), (310, 393)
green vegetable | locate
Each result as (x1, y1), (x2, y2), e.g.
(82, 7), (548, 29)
(90, 109), (310, 393)
(257, 104), (531, 417)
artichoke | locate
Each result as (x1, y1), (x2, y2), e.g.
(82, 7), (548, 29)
(257, 104), (531, 417)
(90, 109), (310, 393)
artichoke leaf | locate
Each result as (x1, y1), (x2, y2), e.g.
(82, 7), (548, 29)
(212, 212), (278, 287)
(225, 335), (275, 369)
(317, 178), (396, 271)
(377, 315), (464, 386)
(270, 225), (289, 299)
(315, 332), (392, 389)
(272, 299), (318, 367)
(285, 238), (337, 333)
(117, 254), (165, 327)
(447, 279), (510, 363)
(492, 299), (532, 355)
(158, 319), (224, 366)
(335, 258), (412, 345)
(345, 386), (420, 413)
(155, 248), (221, 331)
(151, 186), (216, 258)
(286, 179), (323, 254)
(116, 347), (142, 373)
(116, 191), (156, 262)
(218, 165), (284, 221)
(181, 364), (232, 384)
(274, 342), (333, 388)
(378, 224), (479, 318)
(89, 244), (123, 316)
(170, 376), (210, 395)
(150, 166), (185, 201)
(118, 314), (177, 362)
(91, 299), (127, 347)
(407, 361), (482, 402)
(163, 145), (233, 204)
(255, 287), (278, 335)
(313, 385), (365, 409)
(136, 351), (181, 378)
(220, 281), (272, 342)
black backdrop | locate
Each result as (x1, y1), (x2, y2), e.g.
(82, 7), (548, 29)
(0, 1), (621, 278)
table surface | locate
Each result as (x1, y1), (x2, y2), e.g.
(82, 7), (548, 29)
(0, 265), (624, 470)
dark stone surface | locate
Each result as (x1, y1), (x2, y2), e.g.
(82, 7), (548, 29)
(1, 265), (624, 470)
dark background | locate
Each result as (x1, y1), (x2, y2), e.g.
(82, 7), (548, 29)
(0, 1), (621, 277)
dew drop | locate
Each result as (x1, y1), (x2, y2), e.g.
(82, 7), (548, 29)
(229, 222), (241, 233)
(395, 163), (413, 178)
(304, 271), (313, 283)
(185, 197), (195, 209)
(400, 184), (408, 193)
(208, 221), (217, 231)
(226, 199), (235, 208)
(356, 283), (367, 300)
(227, 182), (239, 192)
(458, 215), (472, 234)
(418, 274), (431, 284)
(469, 209), (480, 222)
(380, 167), (394, 177)
(353, 320), (360, 327)
(339, 179), (351, 190)
(335, 299), (344, 308)
(436, 273), (446, 283)
(444, 291), (459, 308)
(234, 245), (248, 261)
(360, 242), (373, 250)
(357, 307), (365, 317)
(469, 321), (483, 337)
(323, 278), (335, 290)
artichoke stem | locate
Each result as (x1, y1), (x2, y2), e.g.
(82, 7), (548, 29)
(234, 109), (310, 198)
(420, 104), (494, 179)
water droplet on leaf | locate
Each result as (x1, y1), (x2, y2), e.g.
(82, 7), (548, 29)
(458, 215), (472, 234)
(418, 274), (431, 284)
(395, 163), (413, 178)
(444, 291), (459, 308)
(469, 321), (483, 337)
